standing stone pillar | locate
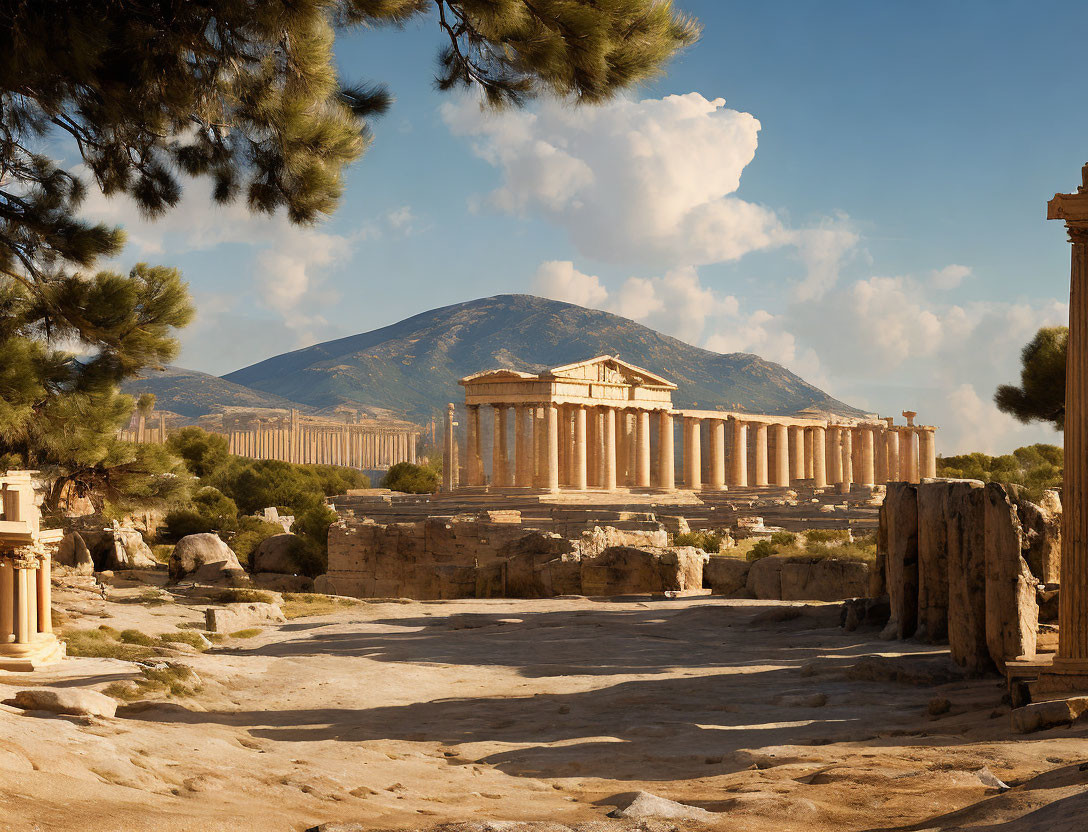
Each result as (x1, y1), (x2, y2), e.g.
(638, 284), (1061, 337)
(772, 424), (790, 487)
(596, 408), (609, 488)
(859, 427), (876, 486)
(544, 404), (559, 493)
(465, 405), (483, 486)
(603, 407), (617, 490)
(1049, 170), (1088, 668)
(898, 429), (913, 483)
(514, 405), (531, 488)
(730, 418), (748, 487)
(803, 428), (815, 481)
(708, 419), (726, 490)
(684, 418), (702, 491)
(826, 426), (842, 485)
(884, 425), (900, 482)
(839, 428), (853, 494)
(532, 406), (545, 489)
(442, 404), (456, 491)
(919, 428), (938, 479)
(572, 406), (588, 490)
(789, 426), (805, 482)
(883, 482), (920, 640)
(492, 406), (509, 487)
(753, 423), (769, 487)
(586, 407), (598, 488)
(657, 411), (675, 490)
(812, 426), (827, 488)
(635, 410), (651, 487)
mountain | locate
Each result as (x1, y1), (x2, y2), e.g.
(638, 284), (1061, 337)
(120, 365), (312, 419)
(222, 295), (864, 424)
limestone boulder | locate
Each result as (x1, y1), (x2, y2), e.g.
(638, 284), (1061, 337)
(746, 555), (785, 600)
(779, 558), (870, 602)
(608, 791), (713, 821)
(11, 687), (117, 718)
(56, 532), (94, 574)
(204, 601), (286, 633)
(705, 556), (751, 596)
(250, 533), (303, 574)
(580, 546), (703, 596)
(946, 481), (990, 672)
(170, 533), (245, 584)
(983, 483), (1038, 671)
(74, 527), (157, 571)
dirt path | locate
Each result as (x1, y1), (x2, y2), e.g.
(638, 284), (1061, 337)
(1, 586), (1086, 831)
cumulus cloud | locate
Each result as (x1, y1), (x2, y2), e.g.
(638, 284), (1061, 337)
(444, 92), (785, 268)
(533, 261), (609, 308)
(788, 218), (861, 301)
(930, 264), (972, 290)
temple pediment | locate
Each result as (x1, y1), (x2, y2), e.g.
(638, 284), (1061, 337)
(546, 356), (677, 390)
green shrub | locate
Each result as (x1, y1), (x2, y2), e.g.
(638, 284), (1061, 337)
(62, 626), (156, 661)
(674, 531), (723, 553)
(163, 508), (214, 539)
(229, 517), (284, 568)
(158, 631), (209, 650)
(288, 504), (338, 577)
(803, 529), (851, 544)
(747, 540), (777, 561)
(213, 588), (276, 604)
(770, 531), (797, 547)
(381, 461), (439, 494)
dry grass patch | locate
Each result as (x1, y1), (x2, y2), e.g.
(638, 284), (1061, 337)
(229, 628), (261, 638)
(103, 664), (201, 702)
(281, 592), (360, 619)
(213, 588), (277, 605)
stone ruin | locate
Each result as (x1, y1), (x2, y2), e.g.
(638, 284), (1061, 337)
(859, 480), (1060, 675)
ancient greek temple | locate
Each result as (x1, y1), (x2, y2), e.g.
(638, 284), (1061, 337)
(0, 471), (64, 670)
(443, 355), (937, 493)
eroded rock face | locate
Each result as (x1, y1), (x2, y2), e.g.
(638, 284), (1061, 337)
(916, 482), (950, 643)
(251, 533), (302, 574)
(705, 556), (751, 596)
(947, 481), (990, 672)
(204, 602), (285, 633)
(61, 527), (156, 571)
(170, 533), (245, 584)
(747, 556), (869, 602)
(56, 531), (94, 574)
(983, 483), (1038, 671)
(1018, 489), (1061, 585)
(882, 482), (919, 640)
(580, 546), (703, 595)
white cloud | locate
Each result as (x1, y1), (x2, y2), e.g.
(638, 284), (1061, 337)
(386, 205), (415, 233)
(444, 92), (785, 268)
(788, 219), (860, 301)
(931, 264), (972, 290)
(533, 261), (608, 307)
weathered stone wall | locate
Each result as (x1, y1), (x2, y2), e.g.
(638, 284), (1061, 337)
(877, 480), (1057, 673)
(316, 514), (677, 600)
(704, 555), (869, 601)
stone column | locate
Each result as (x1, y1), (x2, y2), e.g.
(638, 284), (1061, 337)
(514, 406), (531, 487)
(885, 426), (900, 482)
(772, 423), (790, 487)
(789, 426), (805, 482)
(586, 407), (598, 488)
(657, 411), (675, 490)
(465, 405), (483, 486)
(596, 408), (609, 488)
(442, 404), (456, 491)
(730, 419), (748, 487)
(36, 553), (51, 634)
(602, 407), (617, 490)
(543, 404), (559, 493)
(839, 428), (853, 493)
(898, 428), (912, 484)
(803, 428), (815, 480)
(532, 406), (545, 488)
(828, 426), (842, 484)
(635, 410), (651, 487)
(812, 426), (827, 488)
(1050, 173), (1088, 666)
(919, 428), (937, 479)
(709, 419), (726, 490)
(0, 560), (11, 642)
(859, 427), (876, 486)
(753, 423), (769, 487)
(492, 406), (509, 487)
(572, 406), (588, 490)
(684, 417), (702, 491)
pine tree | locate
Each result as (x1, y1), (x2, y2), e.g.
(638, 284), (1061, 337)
(0, 1), (698, 507)
(994, 326), (1067, 431)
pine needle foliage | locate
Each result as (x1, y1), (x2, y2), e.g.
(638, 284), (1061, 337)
(994, 326), (1067, 430)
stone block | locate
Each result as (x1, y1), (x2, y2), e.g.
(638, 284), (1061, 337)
(204, 602), (286, 633)
(984, 483), (1039, 671)
(780, 558), (870, 602)
(746, 555), (785, 600)
(882, 482), (918, 640)
(580, 546), (702, 596)
(11, 687), (117, 718)
(704, 556), (751, 596)
(1012, 696), (1088, 733)
(916, 482), (950, 642)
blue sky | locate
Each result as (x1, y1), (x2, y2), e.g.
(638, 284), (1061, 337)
(82, 1), (1088, 454)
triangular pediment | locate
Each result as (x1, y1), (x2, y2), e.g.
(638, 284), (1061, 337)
(458, 368), (538, 385)
(547, 355), (676, 389)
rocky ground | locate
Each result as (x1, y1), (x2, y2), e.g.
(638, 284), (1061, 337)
(1, 576), (1086, 832)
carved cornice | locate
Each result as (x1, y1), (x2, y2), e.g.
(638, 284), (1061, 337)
(1068, 222), (1088, 245)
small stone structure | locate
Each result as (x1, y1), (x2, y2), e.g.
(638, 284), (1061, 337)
(448, 355), (937, 494)
(876, 480), (1056, 674)
(0, 471), (64, 670)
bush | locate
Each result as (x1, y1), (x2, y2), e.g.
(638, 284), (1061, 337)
(288, 504), (338, 577)
(770, 531), (796, 547)
(210, 458), (368, 516)
(167, 427), (229, 479)
(803, 529), (851, 544)
(163, 486), (239, 540)
(214, 588), (276, 604)
(747, 540), (777, 561)
(937, 443), (1062, 503)
(163, 508), (214, 539)
(381, 461), (439, 494)
(674, 531), (722, 553)
(229, 517), (284, 568)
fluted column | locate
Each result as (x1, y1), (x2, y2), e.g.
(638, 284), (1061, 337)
(603, 407), (617, 490)
(544, 403), (559, 493)
(730, 419), (748, 487)
(803, 428), (815, 480)
(772, 423), (790, 487)
(492, 406), (509, 487)
(789, 426), (805, 482)
(812, 426), (827, 488)
(0, 560), (11, 641)
(684, 417), (702, 490)
(753, 423), (769, 487)
(657, 411), (675, 490)
(442, 404), (456, 491)
(828, 426), (843, 484)
(465, 405), (483, 486)
(839, 427), (853, 494)
(919, 428), (937, 479)
(859, 427), (876, 486)
(884, 427), (900, 482)
(532, 406), (545, 488)
(709, 419), (726, 490)
(572, 406), (588, 490)
(1054, 186), (1088, 664)
(636, 410), (651, 487)
(514, 405), (531, 487)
